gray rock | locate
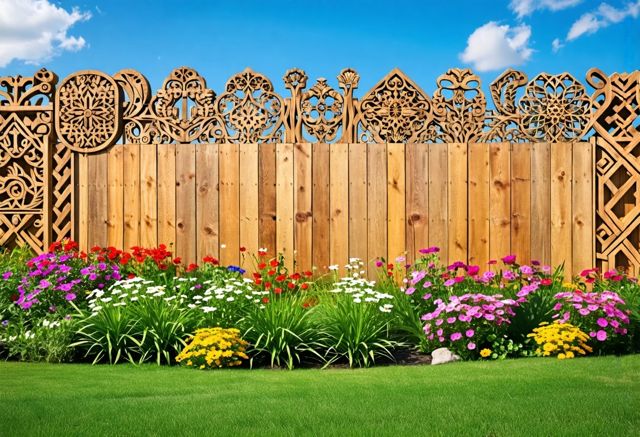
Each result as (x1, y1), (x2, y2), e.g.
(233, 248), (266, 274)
(431, 347), (461, 365)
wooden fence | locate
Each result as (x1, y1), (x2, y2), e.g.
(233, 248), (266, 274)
(76, 141), (593, 275)
(1, 66), (638, 276)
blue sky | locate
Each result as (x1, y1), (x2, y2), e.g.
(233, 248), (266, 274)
(0, 0), (638, 95)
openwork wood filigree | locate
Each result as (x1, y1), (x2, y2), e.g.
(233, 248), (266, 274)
(358, 68), (434, 143)
(0, 69), (57, 251)
(55, 71), (121, 153)
(588, 68), (640, 273)
(432, 68), (485, 143)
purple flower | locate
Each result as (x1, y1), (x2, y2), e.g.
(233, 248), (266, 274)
(465, 329), (475, 338)
(444, 279), (456, 287)
(450, 332), (462, 341)
(98, 262), (107, 271)
(405, 287), (416, 295)
(2, 271), (12, 280)
(1, 320), (8, 327)
(89, 273), (98, 281)
(596, 330), (607, 341)
(520, 265), (533, 275)
(65, 293), (76, 302)
(419, 246), (440, 255)
(58, 283), (73, 292)
(503, 270), (517, 281)
(597, 318), (608, 328)
(38, 279), (51, 289)
(80, 267), (92, 275)
(422, 293), (432, 300)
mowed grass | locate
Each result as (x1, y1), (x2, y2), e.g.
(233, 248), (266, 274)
(1, 356), (639, 437)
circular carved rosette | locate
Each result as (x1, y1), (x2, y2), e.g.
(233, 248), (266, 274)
(55, 70), (121, 153)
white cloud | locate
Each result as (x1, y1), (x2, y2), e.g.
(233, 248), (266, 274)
(510, 0), (582, 18)
(459, 22), (533, 72)
(567, 1), (640, 41)
(0, 0), (91, 68)
(551, 37), (564, 52)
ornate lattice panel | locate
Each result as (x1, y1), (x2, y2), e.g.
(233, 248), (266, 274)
(588, 69), (640, 273)
(0, 69), (57, 251)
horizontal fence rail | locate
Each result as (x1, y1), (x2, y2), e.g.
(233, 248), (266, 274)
(0, 67), (638, 275)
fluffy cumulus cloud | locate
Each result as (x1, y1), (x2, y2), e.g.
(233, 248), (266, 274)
(510, 0), (582, 18)
(0, 0), (91, 68)
(459, 22), (533, 72)
(566, 1), (640, 41)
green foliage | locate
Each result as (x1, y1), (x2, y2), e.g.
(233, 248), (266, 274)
(1, 316), (75, 363)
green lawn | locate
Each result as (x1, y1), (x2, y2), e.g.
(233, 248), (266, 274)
(1, 356), (639, 436)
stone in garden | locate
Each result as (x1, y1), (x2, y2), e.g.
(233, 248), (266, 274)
(431, 347), (460, 365)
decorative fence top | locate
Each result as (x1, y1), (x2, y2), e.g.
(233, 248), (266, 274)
(1, 66), (638, 152)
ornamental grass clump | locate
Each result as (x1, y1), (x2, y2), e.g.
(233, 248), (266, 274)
(175, 327), (248, 369)
(528, 321), (592, 359)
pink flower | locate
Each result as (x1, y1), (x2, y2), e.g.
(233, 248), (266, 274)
(502, 255), (516, 264)
(467, 342), (476, 350)
(450, 332), (462, 341)
(65, 293), (76, 301)
(423, 281), (432, 288)
(422, 293), (432, 300)
(375, 260), (383, 267)
(447, 317), (457, 324)
(465, 329), (475, 338)
(405, 287), (416, 295)
(578, 308), (590, 316)
(419, 246), (440, 255)
(466, 265), (480, 276)
(444, 279), (456, 287)
(597, 318), (608, 328)
(596, 330), (607, 341)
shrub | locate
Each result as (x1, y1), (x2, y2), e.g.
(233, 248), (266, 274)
(0, 316), (75, 362)
(528, 321), (592, 359)
(176, 327), (248, 369)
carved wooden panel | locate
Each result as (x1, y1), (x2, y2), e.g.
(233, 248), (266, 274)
(0, 69), (57, 251)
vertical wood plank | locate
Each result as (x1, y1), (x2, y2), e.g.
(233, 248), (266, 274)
(468, 142), (490, 268)
(312, 143), (331, 273)
(349, 143), (368, 265)
(276, 143), (294, 270)
(511, 143), (531, 264)
(572, 141), (594, 276)
(429, 143), (448, 263)
(330, 143), (349, 275)
(157, 144), (176, 253)
(551, 142), (573, 276)
(139, 145), (158, 249)
(240, 143), (259, 257)
(406, 143), (429, 263)
(258, 143), (277, 254)
(294, 143), (312, 272)
(367, 143), (387, 275)
(219, 143), (240, 266)
(123, 144), (140, 250)
(76, 153), (88, 251)
(87, 153), (108, 248)
(107, 145), (124, 250)
(175, 144), (196, 264)
(531, 142), (551, 266)
(196, 143), (219, 261)
(387, 143), (406, 263)
(489, 142), (511, 262)
(448, 143), (467, 264)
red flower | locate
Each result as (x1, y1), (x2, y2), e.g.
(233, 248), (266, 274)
(203, 256), (219, 265)
(48, 241), (62, 252)
(540, 278), (553, 286)
(91, 246), (101, 253)
(254, 278), (262, 285)
(173, 257), (182, 265)
(303, 271), (313, 278)
(301, 283), (309, 290)
(276, 274), (286, 282)
(186, 263), (198, 272)
(258, 249), (268, 256)
(258, 262), (267, 270)
(158, 263), (168, 271)
(267, 269), (276, 276)
(262, 297), (270, 304)
(9, 293), (18, 302)
(269, 259), (279, 268)
(287, 282), (296, 289)
(127, 273), (136, 280)
(274, 287), (282, 295)
(239, 246), (246, 253)
(253, 272), (262, 280)
(290, 272), (301, 281)
(264, 281), (272, 289)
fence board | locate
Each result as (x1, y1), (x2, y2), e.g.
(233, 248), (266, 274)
(531, 142), (551, 265)
(387, 143), (406, 263)
(368, 143), (387, 275)
(157, 144), (176, 253)
(312, 143), (331, 272)
(468, 142), (490, 267)
(76, 153), (88, 251)
(349, 143), (368, 264)
(140, 145), (158, 248)
(448, 143), (467, 264)
(123, 144), (140, 250)
(175, 144), (196, 263)
(511, 143), (531, 263)
(405, 143), (428, 263)
(107, 145), (124, 249)
(258, 143), (277, 254)
(551, 142), (573, 276)
(240, 143), (259, 258)
(276, 143), (294, 270)
(196, 143), (219, 261)
(572, 141), (594, 273)
(330, 143), (349, 275)
(88, 153), (108, 247)
(489, 142), (511, 262)
(294, 143), (312, 272)
(429, 143), (448, 262)
(219, 143), (240, 266)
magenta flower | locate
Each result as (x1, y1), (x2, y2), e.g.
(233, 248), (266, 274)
(422, 293), (432, 300)
(419, 246), (440, 255)
(467, 342), (476, 350)
(375, 260), (383, 268)
(65, 293), (76, 301)
(466, 265), (480, 276)
(596, 330), (607, 341)
(405, 287), (416, 295)
(465, 329), (475, 338)
(450, 332), (462, 341)
(502, 254), (516, 264)
(597, 318), (608, 328)
(2, 271), (12, 280)
(444, 279), (456, 287)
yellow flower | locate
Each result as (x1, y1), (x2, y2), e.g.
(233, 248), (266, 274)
(480, 348), (491, 358)
(557, 353), (566, 360)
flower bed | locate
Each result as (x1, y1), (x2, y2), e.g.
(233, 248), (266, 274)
(0, 241), (638, 368)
